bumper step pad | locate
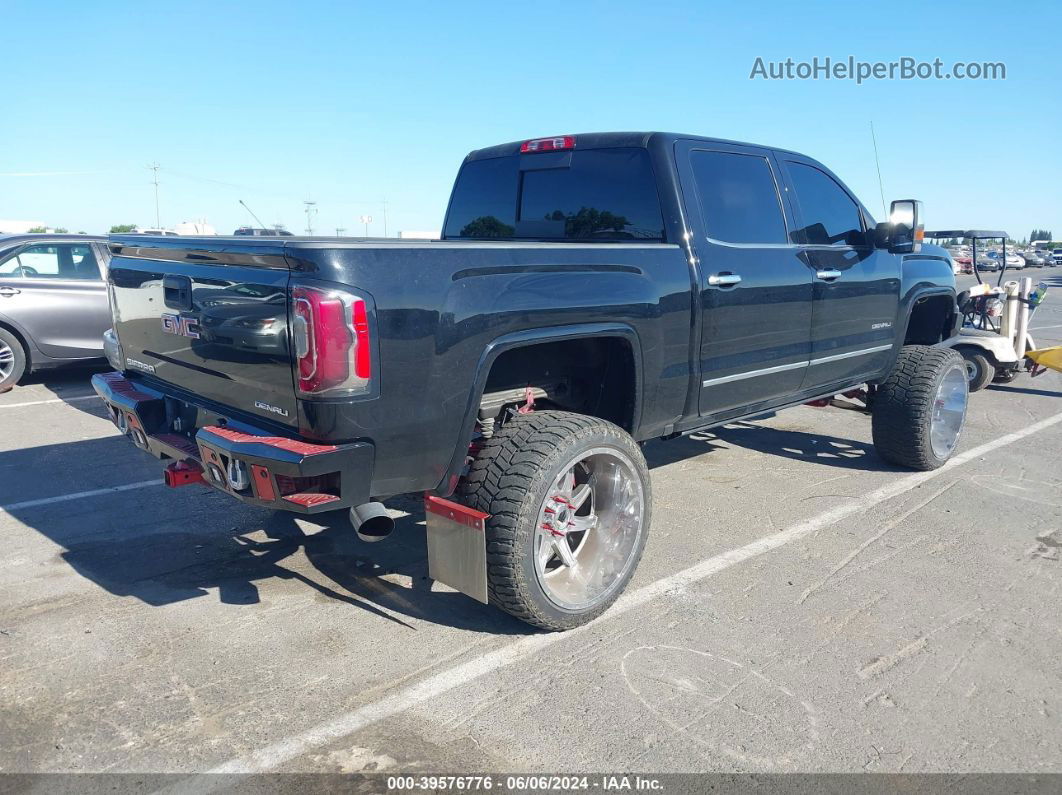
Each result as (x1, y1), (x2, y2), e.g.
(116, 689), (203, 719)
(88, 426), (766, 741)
(92, 371), (373, 514)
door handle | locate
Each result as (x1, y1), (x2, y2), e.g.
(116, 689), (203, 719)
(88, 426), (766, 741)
(815, 269), (842, 281)
(0, 287), (21, 297)
(708, 273), (742, 287)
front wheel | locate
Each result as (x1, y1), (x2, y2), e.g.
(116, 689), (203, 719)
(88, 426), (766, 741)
(872, 345), (969, 471)
(0, 328), (27, 390)
(458, 411), (650, 631)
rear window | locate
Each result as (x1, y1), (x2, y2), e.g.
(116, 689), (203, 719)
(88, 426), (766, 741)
(688, 150), (787, 244)
(444, 148), (665, 242)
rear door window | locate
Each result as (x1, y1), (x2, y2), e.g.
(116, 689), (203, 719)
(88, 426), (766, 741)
(445, 148), (664, 241)
(688, 150), (787, 244)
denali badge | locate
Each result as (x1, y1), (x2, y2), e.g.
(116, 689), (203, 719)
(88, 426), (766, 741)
(161, 313), (200, 339)
(871, 321), (893, 330)
(126, 358), (156, 374)
(254, 400), (289, 417)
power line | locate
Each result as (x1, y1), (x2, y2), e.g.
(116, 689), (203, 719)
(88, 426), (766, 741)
(303, 200), (318, 236)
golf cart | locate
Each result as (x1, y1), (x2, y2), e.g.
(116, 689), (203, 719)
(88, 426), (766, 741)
(931, 230), (1050, 391)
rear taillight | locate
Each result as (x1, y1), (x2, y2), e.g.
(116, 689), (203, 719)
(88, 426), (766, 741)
(291, 286), (372, 396)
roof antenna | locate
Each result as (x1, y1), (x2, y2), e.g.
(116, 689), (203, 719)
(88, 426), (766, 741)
(239, 199), (267, 229)
(870, 121), (887, 217)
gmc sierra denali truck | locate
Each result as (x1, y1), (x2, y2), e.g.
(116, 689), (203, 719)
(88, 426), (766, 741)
(94, 132), (966, 631)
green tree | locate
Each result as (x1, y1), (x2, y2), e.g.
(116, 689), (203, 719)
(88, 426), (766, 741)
(109, 224), (137, 233)
(460, 216), (515, 238)
(27, 226), (48, 233)
(54, 227), (69, 233)
(547, 207), (631, 238)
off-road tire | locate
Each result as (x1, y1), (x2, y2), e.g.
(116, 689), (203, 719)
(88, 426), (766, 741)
(0, 327), (27, 390)
(458, 410), (650, 631)
(872, 345), (968, 471)
(957, 347), (995, 392)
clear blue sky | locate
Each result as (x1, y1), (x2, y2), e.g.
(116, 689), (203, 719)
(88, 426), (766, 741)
(2, 0), (1059, 240)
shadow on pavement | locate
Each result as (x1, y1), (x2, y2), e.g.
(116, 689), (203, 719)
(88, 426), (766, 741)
(5, 409), (901, 632)
(986, 382), (1061, 398)
(2, 438), (531, 635)
(3, 364), (110, 417)
(647, 420), (899, 472)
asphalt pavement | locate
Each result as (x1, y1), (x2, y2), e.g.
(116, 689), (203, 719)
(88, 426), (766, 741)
(1, 269), (1060, 777)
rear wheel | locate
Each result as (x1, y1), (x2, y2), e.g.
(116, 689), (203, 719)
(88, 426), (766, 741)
(957, 348), (995, 392)
(872, 345), (968, 471)
(0, 328), (27, 390)
(458, 411), (650, 631)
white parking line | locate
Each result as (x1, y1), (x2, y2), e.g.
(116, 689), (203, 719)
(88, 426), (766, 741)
(201, 409), (1062, 776)
(0, 394), (99, 409)
(1030, 323), (1062, 331)
(0, 480), (161, 513)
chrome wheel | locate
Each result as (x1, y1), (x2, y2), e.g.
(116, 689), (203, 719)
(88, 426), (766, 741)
(534, 447), (645, 611)
(0, 340), (14, 381)
(930, 363), (968, 459)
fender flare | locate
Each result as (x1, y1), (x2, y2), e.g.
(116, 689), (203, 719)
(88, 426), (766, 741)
(880, 286), (958, 376)
(435, 322), (644, 496)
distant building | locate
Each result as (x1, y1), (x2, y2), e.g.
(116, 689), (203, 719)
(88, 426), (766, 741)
(0, 220), (47, 234)
(398, 230), (439, 240)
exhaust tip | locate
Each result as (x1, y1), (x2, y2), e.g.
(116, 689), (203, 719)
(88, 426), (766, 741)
(350, 502), (395, 543)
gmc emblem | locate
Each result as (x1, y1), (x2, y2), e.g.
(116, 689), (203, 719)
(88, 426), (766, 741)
(161, 313), (200, 339)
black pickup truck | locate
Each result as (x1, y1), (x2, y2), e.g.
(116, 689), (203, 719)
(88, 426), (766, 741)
(94, 132), (966, 630)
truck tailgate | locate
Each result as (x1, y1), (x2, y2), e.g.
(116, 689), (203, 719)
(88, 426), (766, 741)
(108, 238), (297, 426)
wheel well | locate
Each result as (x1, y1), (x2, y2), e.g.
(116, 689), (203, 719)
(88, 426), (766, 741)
(481, 337), (636, 432)
(904, 294), (956, 345)
(0, 321), (31, 367)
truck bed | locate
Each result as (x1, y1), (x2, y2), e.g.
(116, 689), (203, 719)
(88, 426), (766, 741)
(107, 235), (693, 498)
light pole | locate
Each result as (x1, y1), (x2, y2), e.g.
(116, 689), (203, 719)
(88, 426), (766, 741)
(360, 215), (372, 237)
(336, 227), (346, 237)
(303, 200), (318, 235)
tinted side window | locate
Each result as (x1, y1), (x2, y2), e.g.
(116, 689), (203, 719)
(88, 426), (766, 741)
(688, 150), (787, 244)
(68, 244), (102, 279)
(787, 162), (865, 246)
(444, 157), (519, 239)
(518, 149), (664, 241)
